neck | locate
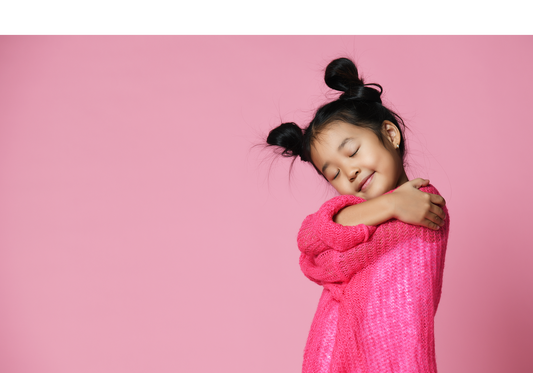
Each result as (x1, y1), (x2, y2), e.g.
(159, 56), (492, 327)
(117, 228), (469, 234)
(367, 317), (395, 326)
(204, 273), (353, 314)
(396, 170), (409, 188)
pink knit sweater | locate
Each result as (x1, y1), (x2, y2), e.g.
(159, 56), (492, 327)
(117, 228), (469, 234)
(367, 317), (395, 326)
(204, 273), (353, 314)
(298, 185), (449, 373)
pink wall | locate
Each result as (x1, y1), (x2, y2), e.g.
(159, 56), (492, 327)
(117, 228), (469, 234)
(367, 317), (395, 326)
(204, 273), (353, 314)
(0, 36), (532, 372)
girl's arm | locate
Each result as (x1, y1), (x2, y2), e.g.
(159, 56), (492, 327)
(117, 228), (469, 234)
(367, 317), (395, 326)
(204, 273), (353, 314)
(334, 178), (446, 230)
(298, 180), (449, 285)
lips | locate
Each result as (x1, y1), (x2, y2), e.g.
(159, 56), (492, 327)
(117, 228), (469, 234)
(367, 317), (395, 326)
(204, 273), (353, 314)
(359, 172), (375, 192)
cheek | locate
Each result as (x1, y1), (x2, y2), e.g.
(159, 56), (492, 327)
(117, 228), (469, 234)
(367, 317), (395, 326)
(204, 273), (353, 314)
(330, 180), (350, 195)
(364, 148), (383, 166)
(376, 148), (395, 167)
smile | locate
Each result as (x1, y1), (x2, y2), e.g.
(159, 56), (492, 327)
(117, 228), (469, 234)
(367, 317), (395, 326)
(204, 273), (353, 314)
(359, 172), (375, 192)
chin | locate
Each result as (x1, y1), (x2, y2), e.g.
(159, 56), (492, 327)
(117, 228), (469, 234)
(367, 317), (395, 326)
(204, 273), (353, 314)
(364, 188), (388, 200)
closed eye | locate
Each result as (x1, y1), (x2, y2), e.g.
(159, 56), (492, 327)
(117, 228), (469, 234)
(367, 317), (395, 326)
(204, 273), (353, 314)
(331, 170), (340, 181)
(350, 149), (359, 157)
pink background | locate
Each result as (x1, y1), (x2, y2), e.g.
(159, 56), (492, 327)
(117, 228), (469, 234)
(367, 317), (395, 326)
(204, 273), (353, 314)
(1, 36), (532, 372)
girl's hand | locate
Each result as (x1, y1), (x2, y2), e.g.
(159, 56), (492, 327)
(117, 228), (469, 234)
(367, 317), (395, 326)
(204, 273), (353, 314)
(391, 178), (446, 230)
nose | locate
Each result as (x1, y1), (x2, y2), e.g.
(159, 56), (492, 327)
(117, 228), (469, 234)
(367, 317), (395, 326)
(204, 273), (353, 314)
(347, 167), (359, 183)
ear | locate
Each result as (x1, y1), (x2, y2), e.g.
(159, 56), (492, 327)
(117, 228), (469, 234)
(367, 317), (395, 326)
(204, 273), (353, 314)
(381, 120), (401, 148)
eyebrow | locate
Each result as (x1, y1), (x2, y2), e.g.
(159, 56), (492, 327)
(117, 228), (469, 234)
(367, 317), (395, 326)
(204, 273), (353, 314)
(338, 138), (353, 151)
(320, 138), (353, 174)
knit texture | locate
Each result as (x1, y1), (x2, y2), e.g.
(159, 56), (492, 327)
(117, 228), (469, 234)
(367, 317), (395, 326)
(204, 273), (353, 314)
(298, 185), (449, 373)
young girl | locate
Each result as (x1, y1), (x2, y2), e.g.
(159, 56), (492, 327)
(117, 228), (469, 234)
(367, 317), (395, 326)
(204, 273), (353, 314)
(267, 58), (449, 373)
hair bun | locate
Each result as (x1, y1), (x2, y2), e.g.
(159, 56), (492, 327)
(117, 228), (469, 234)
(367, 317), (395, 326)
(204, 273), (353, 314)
(325, 58), (360, 92)
(266, 122), (304, 158)
(325, 57), (382, 104)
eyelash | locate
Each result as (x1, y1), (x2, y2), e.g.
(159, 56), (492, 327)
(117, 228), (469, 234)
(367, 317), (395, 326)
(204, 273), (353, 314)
(331, 149), (358, 181)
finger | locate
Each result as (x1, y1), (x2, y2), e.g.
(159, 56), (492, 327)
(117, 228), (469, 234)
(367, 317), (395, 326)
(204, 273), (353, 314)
(429, 203), (445, 221)
(429, 193), (446, 207)
(424, 218), (440, 230)
(410, 178), (430, 189)
(427, 211), (445, 227)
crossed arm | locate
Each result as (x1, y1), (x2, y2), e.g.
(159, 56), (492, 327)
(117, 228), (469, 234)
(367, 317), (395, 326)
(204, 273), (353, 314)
(298, 179), (448, 285)
(333, 178), (446, 230)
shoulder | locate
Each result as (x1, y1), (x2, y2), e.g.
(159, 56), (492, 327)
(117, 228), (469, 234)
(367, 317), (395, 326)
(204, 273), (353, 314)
(419, 184), (442, 196)
(316, 194), (367, 216)
(385, 183), (443, 197)
(298, 194), (367, 237)
(302, 194), (367, 227)
(298, 194), (376, 253)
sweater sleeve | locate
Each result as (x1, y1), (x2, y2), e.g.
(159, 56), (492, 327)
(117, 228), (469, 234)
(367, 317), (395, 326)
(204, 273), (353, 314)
(297, 194), (378, 284)
(297, 184), (445, 286)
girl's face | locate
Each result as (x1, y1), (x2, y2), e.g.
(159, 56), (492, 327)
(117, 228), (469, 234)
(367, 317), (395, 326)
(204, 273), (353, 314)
(310, 120), (408, 200)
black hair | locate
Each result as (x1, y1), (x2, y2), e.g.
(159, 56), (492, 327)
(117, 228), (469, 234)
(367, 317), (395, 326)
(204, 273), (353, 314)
(266, 57), (406, 176)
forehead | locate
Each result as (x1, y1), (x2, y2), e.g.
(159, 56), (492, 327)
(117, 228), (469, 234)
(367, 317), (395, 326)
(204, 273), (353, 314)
(313, 121), (374, 148)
